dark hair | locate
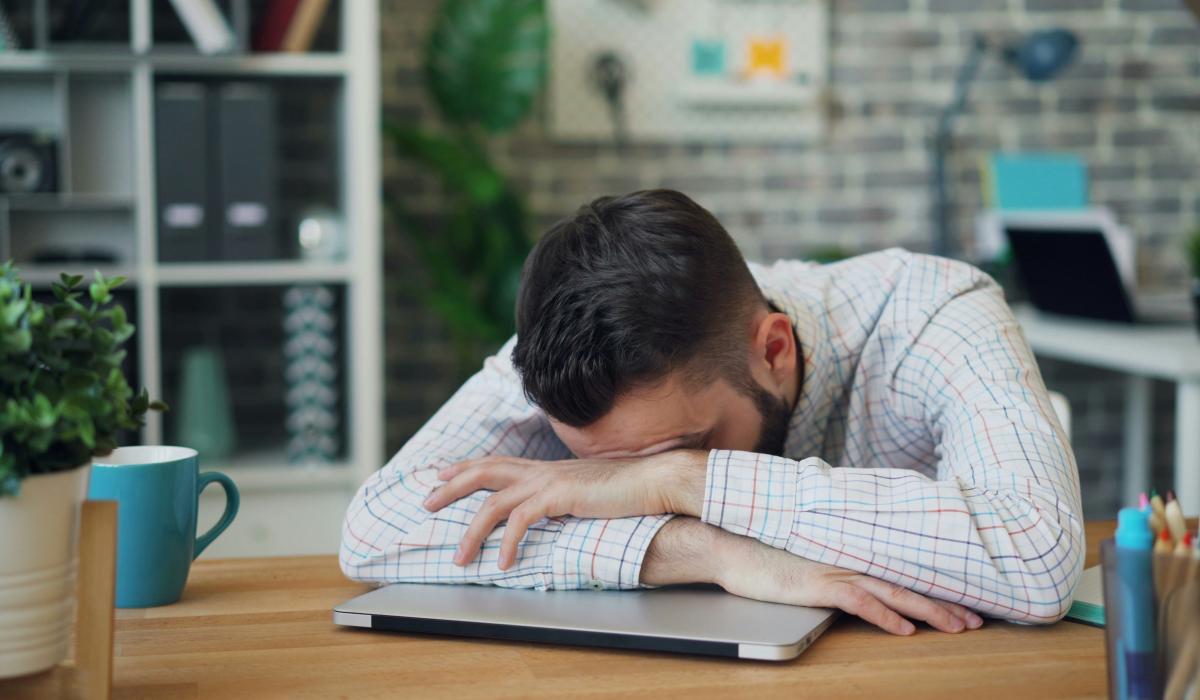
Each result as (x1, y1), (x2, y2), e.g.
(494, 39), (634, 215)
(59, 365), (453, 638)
(512, 189), (766, 427)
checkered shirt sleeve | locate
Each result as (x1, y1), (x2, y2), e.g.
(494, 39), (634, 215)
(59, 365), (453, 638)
(704, 254), (1083, 622)
(340, 339), (673, 591)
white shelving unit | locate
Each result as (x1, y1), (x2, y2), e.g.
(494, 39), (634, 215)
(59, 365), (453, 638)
(0, 1), (382, 558)
(0, 51), (352, 75)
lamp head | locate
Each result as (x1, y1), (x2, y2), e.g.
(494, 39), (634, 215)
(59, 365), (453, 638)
(1005, 28), (1079, 82)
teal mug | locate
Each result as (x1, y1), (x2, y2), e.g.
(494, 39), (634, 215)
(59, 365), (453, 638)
(88, 446), (239, 608)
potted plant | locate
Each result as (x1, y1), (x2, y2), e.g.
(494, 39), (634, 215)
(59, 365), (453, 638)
(1188, 227), (1200, 336)
(385, 0), (548, 372)
(0, 264), (162, 679)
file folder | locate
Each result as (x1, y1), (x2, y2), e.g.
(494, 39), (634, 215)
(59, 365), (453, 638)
(213, 82), (279, 260)
(156, 82), (212, 262)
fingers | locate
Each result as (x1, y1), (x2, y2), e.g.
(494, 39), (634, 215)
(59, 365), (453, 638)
(436, 456), (534, 481)
(429, 457), (552, 569)
(829, 582), (916, 636)
(932, 599), (984, 630)
(450, 484), (525, 565)
(852, 577), (982, 633)
(424, 460), (524, 512)
(498, 500), (547, 571)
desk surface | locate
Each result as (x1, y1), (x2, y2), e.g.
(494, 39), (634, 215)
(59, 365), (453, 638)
(4, 522), (1119, 699)
(1014, 305), (1200, 380)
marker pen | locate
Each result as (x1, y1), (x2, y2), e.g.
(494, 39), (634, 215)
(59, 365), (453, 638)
(1115, 506), (1158, 700)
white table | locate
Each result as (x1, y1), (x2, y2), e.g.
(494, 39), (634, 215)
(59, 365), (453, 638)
(1014, 306), (1200, 514)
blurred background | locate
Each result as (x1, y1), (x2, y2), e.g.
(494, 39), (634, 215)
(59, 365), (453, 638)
(383, 0), (1199, 518)
(0, 0), (1197, 556)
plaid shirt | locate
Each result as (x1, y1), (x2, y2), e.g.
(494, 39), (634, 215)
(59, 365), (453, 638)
(342, 250), (1084, 622)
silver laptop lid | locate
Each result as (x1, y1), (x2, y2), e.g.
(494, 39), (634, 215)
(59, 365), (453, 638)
(333, 583), (840, 657)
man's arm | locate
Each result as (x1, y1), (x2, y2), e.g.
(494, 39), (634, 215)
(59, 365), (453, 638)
(674, 274), (1084, 623)
(339, 338), (673, 590)
(643, 517), (983, 635)
(421, 450), (986, 634)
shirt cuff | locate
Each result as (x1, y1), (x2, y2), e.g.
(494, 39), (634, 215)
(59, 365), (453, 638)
(701, 450), (799, 550)
(549, 514), (675, 591)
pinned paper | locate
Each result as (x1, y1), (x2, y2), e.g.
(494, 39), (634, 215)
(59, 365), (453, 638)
(987, 153), (1088, 211)
(746, 36), (787, 78)
(691, 38), (726, 76)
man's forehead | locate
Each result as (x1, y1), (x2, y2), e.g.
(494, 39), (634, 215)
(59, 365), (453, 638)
(547, 376), (715, 457)
(551, 421), (701, 457)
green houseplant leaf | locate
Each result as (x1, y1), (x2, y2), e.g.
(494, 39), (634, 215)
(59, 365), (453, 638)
(1186, 227), (1200, 280)
(385, 0), (547, 371)
(0, 263), (164, 497)
(383, 123), (505, 204)
(425, 0), (549, 133)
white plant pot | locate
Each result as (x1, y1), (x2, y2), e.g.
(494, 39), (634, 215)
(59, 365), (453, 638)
(0, 463), (91, 679)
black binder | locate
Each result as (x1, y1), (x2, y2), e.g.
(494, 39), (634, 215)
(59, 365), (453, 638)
(155, 82), (211, 262)
(212, 82), (279, 260)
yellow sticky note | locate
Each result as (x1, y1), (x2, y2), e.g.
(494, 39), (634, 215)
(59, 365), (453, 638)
(746, 36), (786, 77)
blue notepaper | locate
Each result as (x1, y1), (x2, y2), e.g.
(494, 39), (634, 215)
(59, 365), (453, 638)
(988, 153), (1088, 210)
(691, 38), (726, 76)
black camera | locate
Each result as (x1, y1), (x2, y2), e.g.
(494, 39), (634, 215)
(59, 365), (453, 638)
(0, 131), (58, 194)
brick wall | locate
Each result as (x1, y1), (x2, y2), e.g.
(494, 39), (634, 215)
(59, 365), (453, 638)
(378, 0), (1200, 517)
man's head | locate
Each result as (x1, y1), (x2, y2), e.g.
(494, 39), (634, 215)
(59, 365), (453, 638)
(512, 189), (800, 459)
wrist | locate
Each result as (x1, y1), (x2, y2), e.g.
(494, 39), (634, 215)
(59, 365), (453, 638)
(639, 517), (721, 586)
(648, 449), (707, 517)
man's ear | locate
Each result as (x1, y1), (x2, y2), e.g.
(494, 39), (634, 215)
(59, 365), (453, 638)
(751, 311), (797, 391)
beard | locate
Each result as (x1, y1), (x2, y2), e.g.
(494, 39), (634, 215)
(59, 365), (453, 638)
(748, 382), (792, 457)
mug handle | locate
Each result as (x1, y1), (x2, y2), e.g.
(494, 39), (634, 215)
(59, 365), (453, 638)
(195, 471), (240, 560)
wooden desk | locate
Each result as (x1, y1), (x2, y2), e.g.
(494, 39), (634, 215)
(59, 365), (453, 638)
(4, 522), (1119, 699)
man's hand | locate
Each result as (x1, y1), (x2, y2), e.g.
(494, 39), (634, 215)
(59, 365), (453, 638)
(642, 518), (984, 636)
(422, 451), (707, 570)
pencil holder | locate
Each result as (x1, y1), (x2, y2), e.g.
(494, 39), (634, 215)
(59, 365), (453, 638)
(1100, 538), (1163, 700)
(1102, 538), (1200, 700)
(1160, 579), (1199, 700)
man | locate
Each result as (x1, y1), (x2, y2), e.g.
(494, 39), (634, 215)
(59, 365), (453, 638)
(342, 189), (1083, 636)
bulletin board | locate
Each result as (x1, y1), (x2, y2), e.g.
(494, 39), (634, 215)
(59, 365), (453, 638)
(547, 0), (829, 142)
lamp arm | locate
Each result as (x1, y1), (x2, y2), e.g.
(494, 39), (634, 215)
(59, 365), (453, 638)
(938, 34), (989, 136)
(931, 33), (989, 258)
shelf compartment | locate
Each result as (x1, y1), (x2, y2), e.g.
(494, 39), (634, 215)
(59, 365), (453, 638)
(152, 76), (344, 263)
(44, 0), (133, 51)
(66, 72), (134, 197)
(8, 208), (136, 266)
(0, 2), (131, 53)
(160, 283), (350, 470)
(0, 72), (64, 129)
(151, 0), (344, 56)
(0, 1), (38, 49)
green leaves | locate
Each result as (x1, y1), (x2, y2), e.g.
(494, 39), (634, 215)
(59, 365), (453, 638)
(1187, 228), (1200, 279)
(0, 264), (162, 498)
(384, 124), (505, 204)
(426, 0), (549, 132)
(385, 0), (548, 369)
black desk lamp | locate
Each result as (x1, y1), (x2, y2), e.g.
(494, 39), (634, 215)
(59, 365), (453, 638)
(930, 29), (1080, 257)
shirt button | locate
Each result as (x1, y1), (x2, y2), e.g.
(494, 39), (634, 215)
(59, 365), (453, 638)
(587, 580), (606, 590)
